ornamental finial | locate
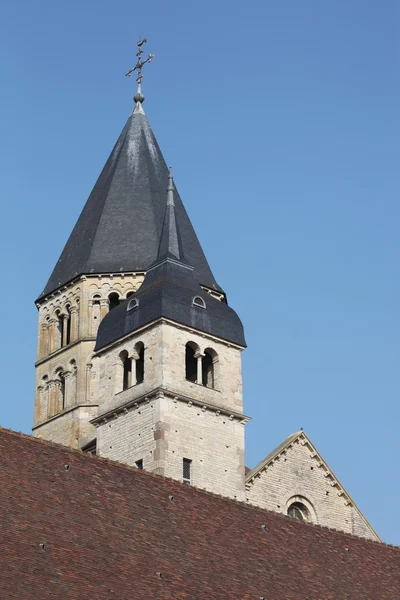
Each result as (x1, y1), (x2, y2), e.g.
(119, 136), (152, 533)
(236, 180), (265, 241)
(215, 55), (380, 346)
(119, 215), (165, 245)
(125, 38), (154, 105)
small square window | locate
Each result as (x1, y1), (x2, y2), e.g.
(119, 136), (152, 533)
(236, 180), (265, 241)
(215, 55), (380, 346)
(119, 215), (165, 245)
(183, 458), (192, 484)
(135, 459), (143, 470)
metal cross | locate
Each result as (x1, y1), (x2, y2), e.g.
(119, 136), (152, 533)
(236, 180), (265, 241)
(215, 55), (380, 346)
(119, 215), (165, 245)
(125, 38), (154, 84)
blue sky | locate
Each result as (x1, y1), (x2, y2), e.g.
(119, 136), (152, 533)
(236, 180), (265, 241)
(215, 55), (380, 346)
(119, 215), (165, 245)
(0, 1), (399, 543)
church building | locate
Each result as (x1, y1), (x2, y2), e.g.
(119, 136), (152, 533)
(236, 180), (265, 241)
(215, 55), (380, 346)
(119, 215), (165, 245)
(2, 41), (399, 598)
(33, 41), (377, 540)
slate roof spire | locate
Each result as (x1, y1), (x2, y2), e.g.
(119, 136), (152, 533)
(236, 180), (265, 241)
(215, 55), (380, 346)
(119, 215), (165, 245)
(39, 89), (223, 299)
(156, 168), (186, 262)
(95, 171), (246, 349)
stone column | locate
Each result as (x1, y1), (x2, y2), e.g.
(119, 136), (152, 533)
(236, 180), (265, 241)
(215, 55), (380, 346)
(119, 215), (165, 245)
(35, 386), (44, 424)
(48, 381), (57, 417)
(62, 315), (69, 347)
(48, 319), (56, 353)
(85, 364), (92, 402)
(70, 306), (78, 342)
(64, 371), (71, 409)
(39, 323), (48, 359)
(130, 350), (140, 386)
(100, 299), (109, 320)
(114, 361), (123, 394)
(194, 351), (204, 385)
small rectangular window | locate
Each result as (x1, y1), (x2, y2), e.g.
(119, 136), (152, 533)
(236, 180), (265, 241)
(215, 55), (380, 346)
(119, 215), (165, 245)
(135, 459), (143, 470)
(183, 458), (192, 484)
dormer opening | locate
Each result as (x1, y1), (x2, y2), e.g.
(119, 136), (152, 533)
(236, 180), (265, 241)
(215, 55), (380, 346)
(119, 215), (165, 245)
(127, 297), (139, 311)
(192, 295), (206, 309)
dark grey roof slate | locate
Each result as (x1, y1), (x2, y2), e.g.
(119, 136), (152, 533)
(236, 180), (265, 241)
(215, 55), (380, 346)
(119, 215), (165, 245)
(95, 266), (246, 351)
(95, 184), (245, 350)
(39, 107), (222, 299)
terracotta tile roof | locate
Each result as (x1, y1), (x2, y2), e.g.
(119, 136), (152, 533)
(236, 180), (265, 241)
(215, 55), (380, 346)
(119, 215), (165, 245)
(1, 427), (399, 599)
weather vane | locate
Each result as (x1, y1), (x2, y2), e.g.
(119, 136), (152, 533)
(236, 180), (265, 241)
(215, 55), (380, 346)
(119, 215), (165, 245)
(126, 38), (154, 104)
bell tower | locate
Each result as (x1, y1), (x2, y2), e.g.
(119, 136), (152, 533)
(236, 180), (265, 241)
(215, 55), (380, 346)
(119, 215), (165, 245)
(91, 171), (248, 499)
(33, 40), (225, 450)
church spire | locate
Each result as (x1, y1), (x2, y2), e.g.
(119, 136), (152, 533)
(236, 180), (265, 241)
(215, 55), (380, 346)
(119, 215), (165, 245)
(156, 168), (185, 262)
(38, 70), (222, 300)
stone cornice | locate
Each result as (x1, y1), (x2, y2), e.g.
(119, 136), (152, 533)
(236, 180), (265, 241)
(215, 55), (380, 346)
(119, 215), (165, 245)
(32, 404), (99, 430)
(91, 386), (251, 426)
(35, 271), (146, 307)
(35, 337), (97, 366)
(93, 317), (245, 357)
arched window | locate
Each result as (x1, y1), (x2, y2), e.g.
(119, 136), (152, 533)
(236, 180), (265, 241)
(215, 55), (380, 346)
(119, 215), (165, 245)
(120, 350), (131, 391)
(56, 310), (64, 349)
(134, 342), (145, 384)
(55, 369), (66, 411)
(60, 373), (66, 410)
(287, 498), (315, 523)
(202, 352), (214, 388)
(91, 295), (101, 336)
(185, 342), (198, 383)
(127, 297), (139, 311)
(192, 295), (206, 309)
(126, 291), (134, 299)
(65, 305), (71, 345)
(202, 348), (218, 389)
(108, 292), (120, 311)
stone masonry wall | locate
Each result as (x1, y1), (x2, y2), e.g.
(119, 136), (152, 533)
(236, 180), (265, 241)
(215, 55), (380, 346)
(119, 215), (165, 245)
(34, 272), (144, 448)
(245, 437), (378, 540)
(95, 320), (244, 417)
(33, 406), (98, 448)
(97, 394), (246, 500)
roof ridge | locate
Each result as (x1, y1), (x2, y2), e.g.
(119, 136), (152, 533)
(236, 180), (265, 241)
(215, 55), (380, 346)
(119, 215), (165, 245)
(1, 426), (396, 549)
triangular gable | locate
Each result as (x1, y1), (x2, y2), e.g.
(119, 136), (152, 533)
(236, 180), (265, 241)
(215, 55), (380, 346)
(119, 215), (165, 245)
(245, 430), (380, 541)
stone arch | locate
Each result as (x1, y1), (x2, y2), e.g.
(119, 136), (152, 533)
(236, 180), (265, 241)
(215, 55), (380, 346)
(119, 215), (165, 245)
(119, 349), (131, 391)
(285, 494), (318, 524)
(133, 341), (145, 385)
(54, 309), (63, 350)
(202, 347), (219, 389)
(192, 295), (206, 309)
(91, 294), (102, 335)
(108, 292), (120, 311)
(185, 341), (200, 383)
